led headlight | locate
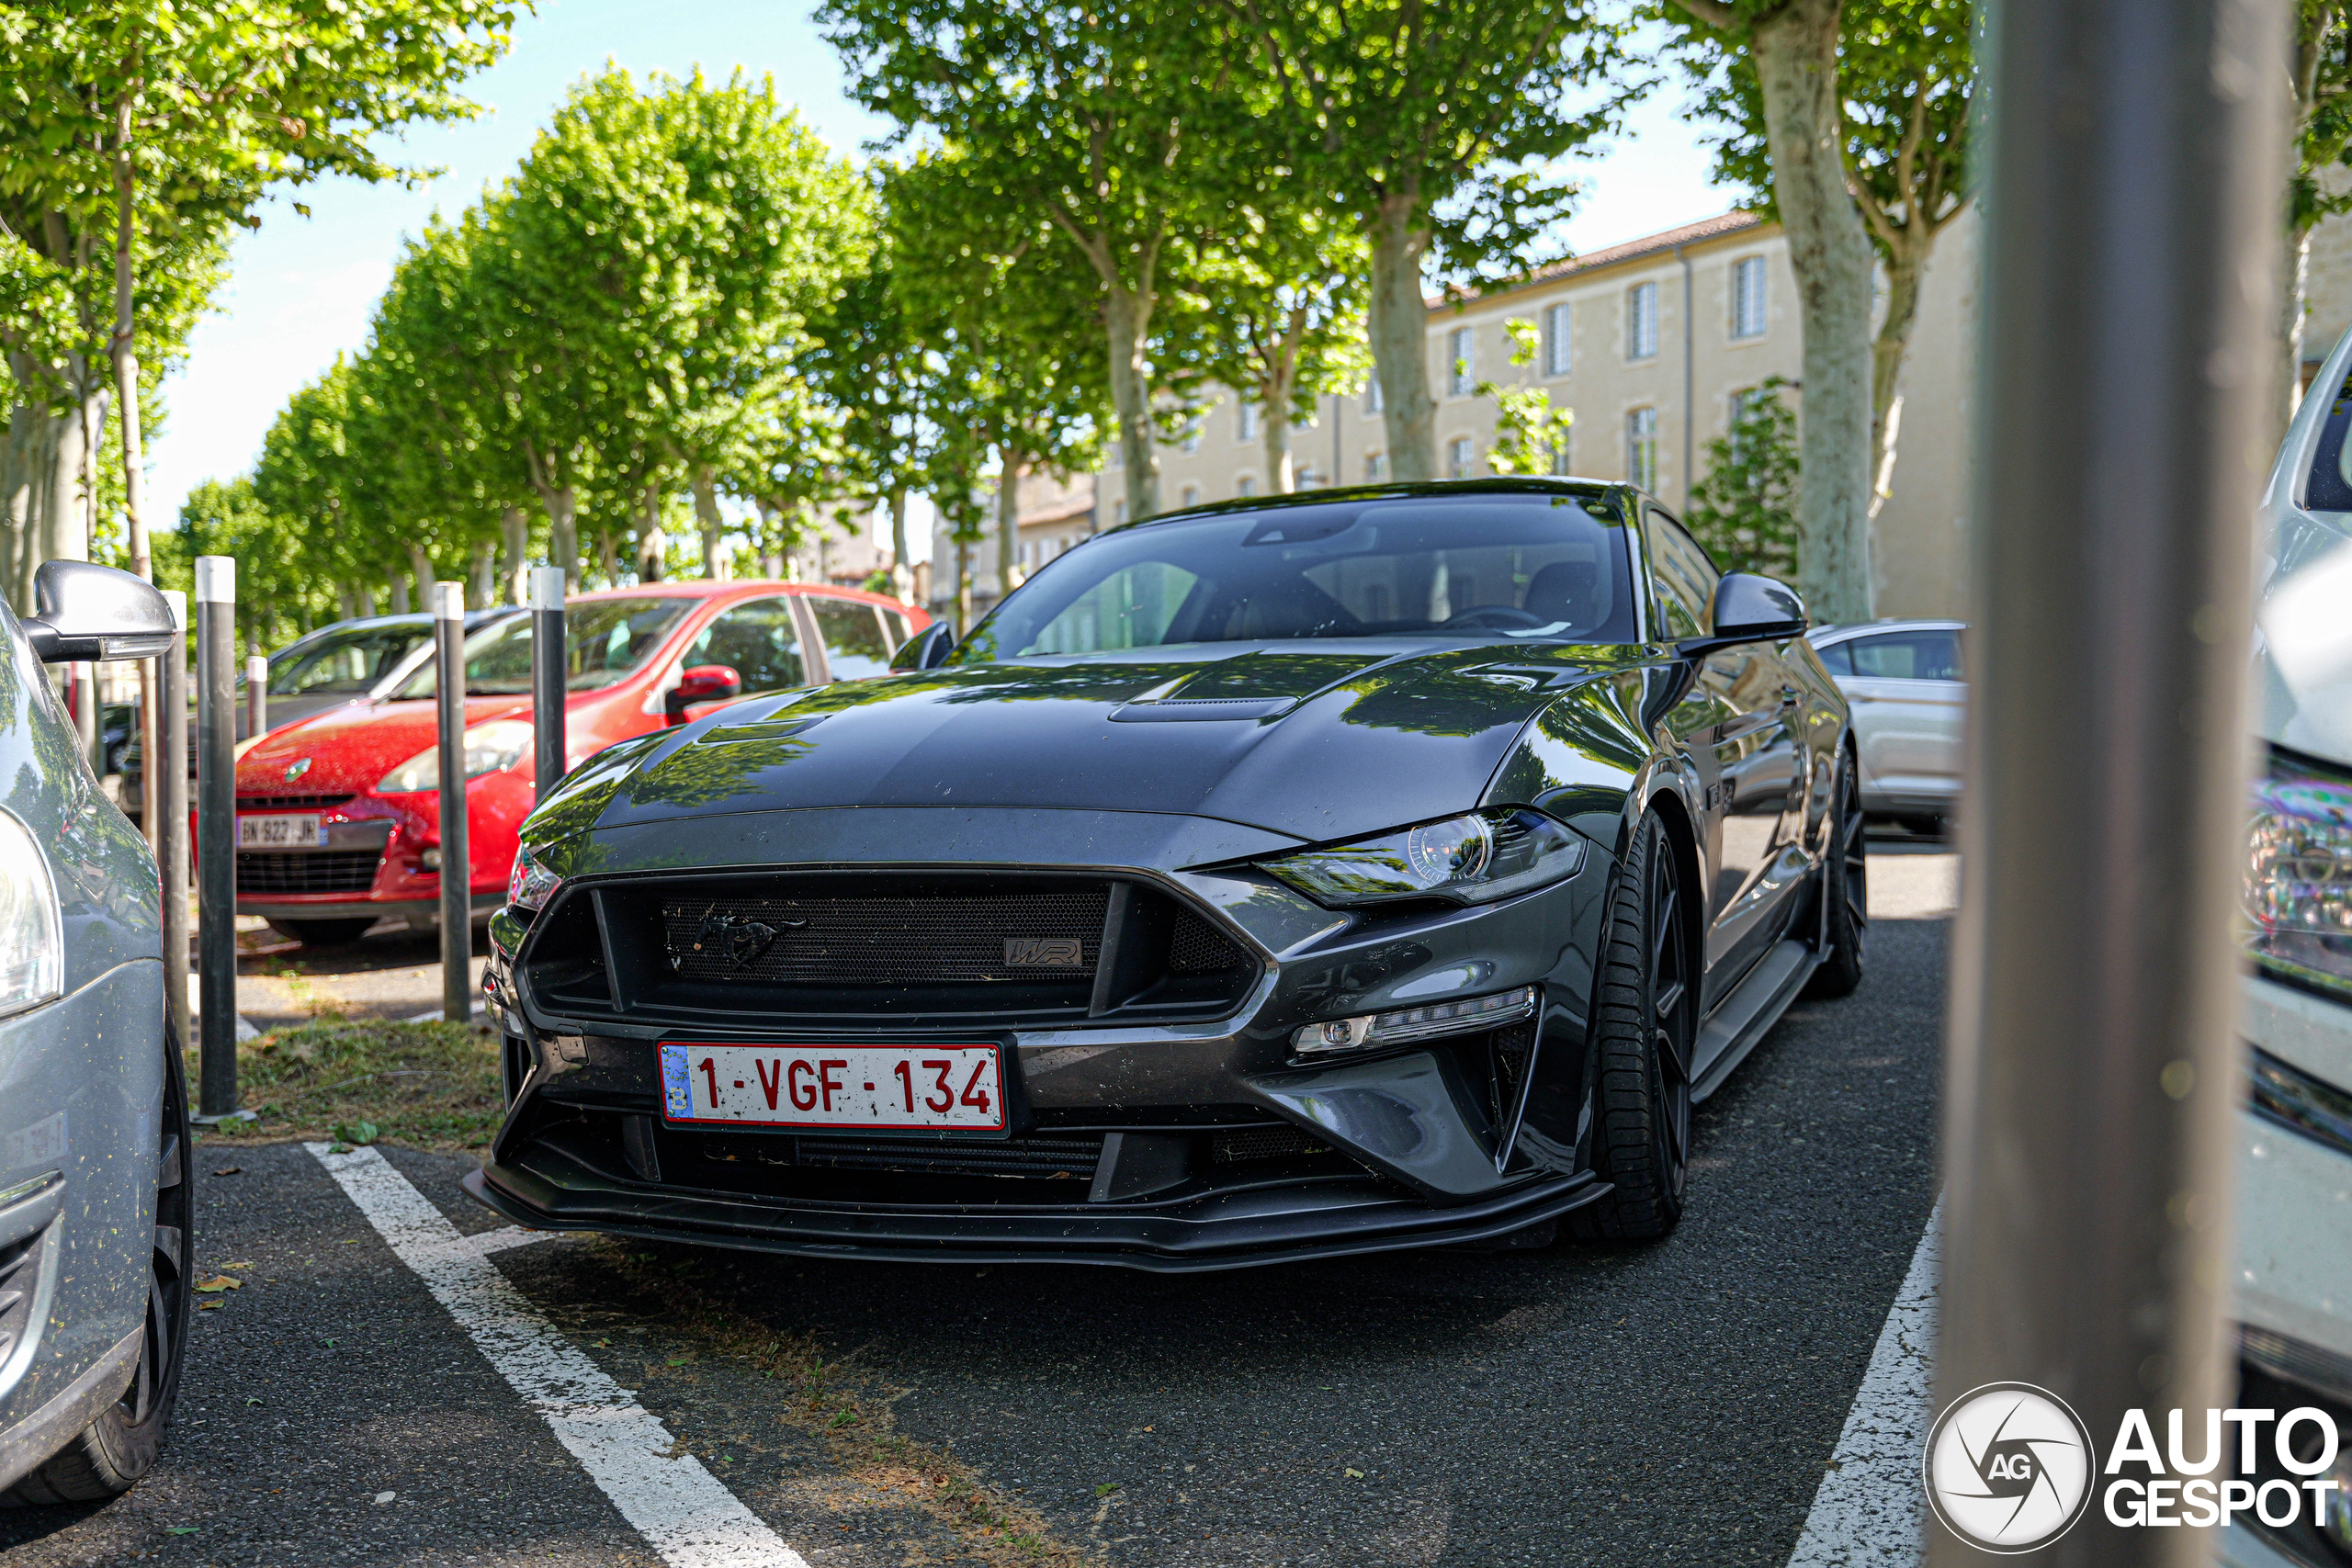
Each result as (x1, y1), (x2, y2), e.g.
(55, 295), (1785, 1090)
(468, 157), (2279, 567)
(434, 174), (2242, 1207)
(506, 847), (561, 913)
(1294, 986), (1538, 1055)
(2245, 746), (2352, 999)
(376, 719), (535, 795)
(1264, 808), (1586, 908)
(0, 810), (63, 1019)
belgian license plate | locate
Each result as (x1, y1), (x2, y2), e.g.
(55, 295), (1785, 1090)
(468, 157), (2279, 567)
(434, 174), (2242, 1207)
(237, 813), (325, 849)
(659, 1042), (1005, 1131)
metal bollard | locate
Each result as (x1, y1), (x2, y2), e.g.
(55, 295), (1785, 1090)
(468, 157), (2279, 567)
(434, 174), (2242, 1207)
(433, 583), (471, 1023)
(246, 653), (267, 741)
(529, 566), (566, 798)
(160, 593), (190, 1065)
(193, 558), (239, 1120)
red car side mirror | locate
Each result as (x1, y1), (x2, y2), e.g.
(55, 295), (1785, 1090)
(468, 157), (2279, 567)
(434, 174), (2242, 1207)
(665, 664), (741, 725)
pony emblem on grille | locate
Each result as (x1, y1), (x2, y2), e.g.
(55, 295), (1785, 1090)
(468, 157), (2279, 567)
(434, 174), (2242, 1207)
(692, 909), (804, 970)
(1004, 938), (1083, 966)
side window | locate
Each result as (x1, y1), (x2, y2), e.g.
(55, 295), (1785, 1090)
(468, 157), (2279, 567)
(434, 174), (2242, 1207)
(1813, 639), (1855, 676)
(2305, 372), (2352, 511)
(808, 596), (894, 681)
(1846, 629), (1962, 682)
(685, 598), (806, 696)
(1644, 507), (1721, 640)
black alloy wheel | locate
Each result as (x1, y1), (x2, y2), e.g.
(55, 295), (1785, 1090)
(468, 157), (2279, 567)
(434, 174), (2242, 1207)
(5, 1030), (192, 1505)
(1804, 746), (1869, 999)
(1567, 812), (1695, 1242)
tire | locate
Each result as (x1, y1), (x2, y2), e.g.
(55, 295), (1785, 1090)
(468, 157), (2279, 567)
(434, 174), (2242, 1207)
(266, 917), (377, 947)
(1566, 813), (1694, 1243)
(6, 1032), (192, 1505)
(1804, 749), (1870, 1000)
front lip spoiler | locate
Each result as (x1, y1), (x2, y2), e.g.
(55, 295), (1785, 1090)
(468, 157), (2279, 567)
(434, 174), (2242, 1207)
(462, 1157), (1606, 1274)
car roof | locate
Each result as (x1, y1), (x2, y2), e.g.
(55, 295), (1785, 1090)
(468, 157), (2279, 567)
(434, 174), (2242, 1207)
(1808, 617), (1967, 644)
(1130, 476), (1626, 530)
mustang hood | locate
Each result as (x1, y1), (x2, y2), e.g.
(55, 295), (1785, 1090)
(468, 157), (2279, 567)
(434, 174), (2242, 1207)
(584, 643), (1641, 847)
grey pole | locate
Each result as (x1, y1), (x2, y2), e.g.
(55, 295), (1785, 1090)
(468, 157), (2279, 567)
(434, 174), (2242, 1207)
(529, 566), (567, 798)
(160, 592), (190, 1067)
(246, 653), (267, 741)
(434, 583), (472, 1023)
(1935, 2), (2286, 1563)
(193, 558), (240, 1120)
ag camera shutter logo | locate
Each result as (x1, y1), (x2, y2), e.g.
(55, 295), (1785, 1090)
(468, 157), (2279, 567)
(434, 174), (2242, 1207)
(1923, 1382), (2097, 1552)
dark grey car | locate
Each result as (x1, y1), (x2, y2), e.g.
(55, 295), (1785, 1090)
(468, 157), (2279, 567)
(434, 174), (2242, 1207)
(0, 562), (188, 1504)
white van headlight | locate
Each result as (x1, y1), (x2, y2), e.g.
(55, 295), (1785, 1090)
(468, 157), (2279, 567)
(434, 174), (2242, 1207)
(2246, 746), (2352, 999)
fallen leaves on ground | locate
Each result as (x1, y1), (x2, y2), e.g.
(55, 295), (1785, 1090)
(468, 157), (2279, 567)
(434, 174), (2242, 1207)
(193, 1276), (241, 1293)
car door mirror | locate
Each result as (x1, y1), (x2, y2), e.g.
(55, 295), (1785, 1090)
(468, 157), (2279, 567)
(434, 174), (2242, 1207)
(664, 664), (741, 725)
(1679, 573), (1808, 657)
(19, 560), (176, 663)
(889, 621), (956, 671)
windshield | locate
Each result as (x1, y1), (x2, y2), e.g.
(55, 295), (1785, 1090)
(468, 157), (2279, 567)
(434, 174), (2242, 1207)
(392, 597), (695, 698)
(957, 491), (1636, 661)
(267, 624), (431, 696)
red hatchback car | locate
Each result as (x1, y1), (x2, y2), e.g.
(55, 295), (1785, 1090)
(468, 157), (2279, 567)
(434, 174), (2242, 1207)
(231, 581), (929, 944)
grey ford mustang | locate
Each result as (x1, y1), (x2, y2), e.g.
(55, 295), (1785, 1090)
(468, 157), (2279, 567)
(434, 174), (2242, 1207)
(467, 479), (1864, 1270)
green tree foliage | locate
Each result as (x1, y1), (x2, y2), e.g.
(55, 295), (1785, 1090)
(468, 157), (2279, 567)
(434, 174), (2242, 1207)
(1211, 0), (1634, 484)
(2284, 4), (2352, 431)
(1684, 377), (1799, 580)
(1476, 319), (1574, 477)
(1679, 0), (1973, 521)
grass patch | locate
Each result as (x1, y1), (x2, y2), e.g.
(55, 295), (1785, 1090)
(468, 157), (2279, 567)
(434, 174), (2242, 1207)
(187, 1017), (503, 1152)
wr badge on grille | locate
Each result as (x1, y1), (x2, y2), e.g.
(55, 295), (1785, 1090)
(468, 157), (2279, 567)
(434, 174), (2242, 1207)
(692, 909), (804, 970)
(1004, 938), (1083, 966)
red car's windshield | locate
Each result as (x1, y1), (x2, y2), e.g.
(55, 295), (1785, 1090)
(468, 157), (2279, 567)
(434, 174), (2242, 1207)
(393, 597), (695, 697)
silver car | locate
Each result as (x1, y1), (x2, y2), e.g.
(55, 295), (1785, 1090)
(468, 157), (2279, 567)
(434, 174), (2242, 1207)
(1805, 618), (1966, 833)
(0, 563), (186, 1505)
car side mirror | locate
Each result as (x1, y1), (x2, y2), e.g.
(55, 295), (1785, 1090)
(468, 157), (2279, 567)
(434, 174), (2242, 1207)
(1679, 573), (1808, 657)
(664, 664), (741, 725)
(19, 560), (176, 663)
(890, 620), (956, 671)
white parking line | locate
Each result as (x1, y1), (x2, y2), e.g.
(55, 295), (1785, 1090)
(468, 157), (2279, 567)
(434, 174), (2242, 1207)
(307, 1143), (808, 1568)
(1784, 1201), (1941, 1567)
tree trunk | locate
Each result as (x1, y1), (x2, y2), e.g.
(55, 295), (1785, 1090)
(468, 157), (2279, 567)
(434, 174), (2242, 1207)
(1262, 403), (1295, 493)
(997, 447), (1026, 600)
(888, 484), (910, 603)
(639, 484), (665, 582)
(1752, 0), (1876, 622)
(109, 121), (150, 582)
(1368, 185), (1438, 483)
(407, 543), (435, 610)
(597, 530), (618, 586)
(469, 538), (495, 608)
(956, 534), (972, 633)
(1103, 286), (1160, 521)
(1869, 238), (1929, 518)
(389, 572), (411, 615)
(501, 505), (529, 604)
(692, 465), (725, 580)
(1, 403), (30, 608)
(2281, 221), (2313, 439)
(40, 394), (91, 568)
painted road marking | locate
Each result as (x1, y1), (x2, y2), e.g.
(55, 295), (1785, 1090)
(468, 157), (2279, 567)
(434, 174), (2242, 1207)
(308, 1143), (808, 1568)
(1785, 1201), (1940, 1567)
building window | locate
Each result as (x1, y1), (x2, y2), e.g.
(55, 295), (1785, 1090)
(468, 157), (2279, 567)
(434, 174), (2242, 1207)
(1550, 426), (1573, 476)
(1732, 256), (1767, 340)
(1237, 400), (1258, 442)
(1113, 500), (1126, 525)
(1364, 450), (1387, 482)
(1180, 484), (1200, 508)
(1180, 417), (1203, 455)
(1447, 326), (1476, 397)
(1448, 435), (1476, 479)
(1364, 378), (1384, 414)
(1297, 466), (1322, 489)
(1626, 407), (1658, 491)
(1544, 302), (1571, 378)
(1236, 474), (1257, 498)
(1628, 283), (1658, 361)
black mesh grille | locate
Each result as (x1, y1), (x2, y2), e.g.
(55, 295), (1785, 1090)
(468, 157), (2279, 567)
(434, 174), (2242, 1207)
(0, 1225), (40, 1366)
(237, 849), (380, 895)
(235, 794), (354, 812)
(696, 1131), (1104, 1180)
(1168, 910), (1250, 974)
(662, 887), (1108, 986)
(1212, 1126), (1328, 1164)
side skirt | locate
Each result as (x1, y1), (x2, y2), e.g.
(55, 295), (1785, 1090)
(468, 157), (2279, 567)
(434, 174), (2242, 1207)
(1690, 937), (1821, 1104)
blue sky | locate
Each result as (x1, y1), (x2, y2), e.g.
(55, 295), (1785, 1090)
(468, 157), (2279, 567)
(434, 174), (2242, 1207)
(147, 2), (1733, 528)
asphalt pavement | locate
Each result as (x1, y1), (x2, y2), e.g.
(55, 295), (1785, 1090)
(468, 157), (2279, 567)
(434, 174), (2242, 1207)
(0, 841), (1954, 1568)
